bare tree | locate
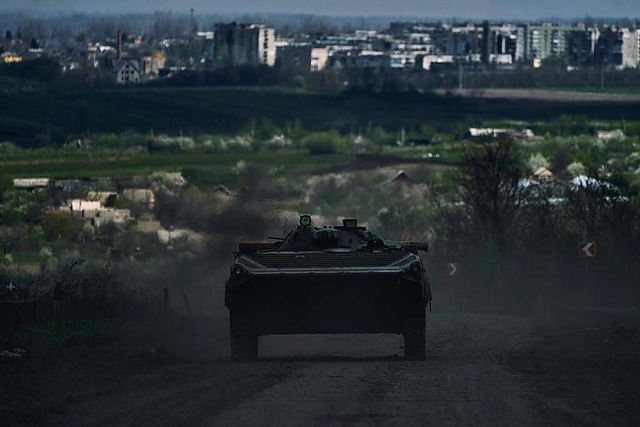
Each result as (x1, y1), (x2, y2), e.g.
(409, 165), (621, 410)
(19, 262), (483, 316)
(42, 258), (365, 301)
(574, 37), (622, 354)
(0, 225), (27, 259)
(458, 137), (527, 252)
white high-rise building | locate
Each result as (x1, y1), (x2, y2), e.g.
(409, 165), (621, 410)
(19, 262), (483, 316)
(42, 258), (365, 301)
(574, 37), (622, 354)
(620, 28), (639, 68)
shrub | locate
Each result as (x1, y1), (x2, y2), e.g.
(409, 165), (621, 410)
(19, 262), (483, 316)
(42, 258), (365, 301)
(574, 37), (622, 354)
(0, 142), (20, 153)
(147, 135), (196, 152)
(95, 133), (125, 149)
(567, 162), (586, 177)
(0, 173), (12, 202)
(303, 131), (345, 155)
(528, 153), (550, 173)
(551, 146), (573, 172)
(41, 211), (83, 242)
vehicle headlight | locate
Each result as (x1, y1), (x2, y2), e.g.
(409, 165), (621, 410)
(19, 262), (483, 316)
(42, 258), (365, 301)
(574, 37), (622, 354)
(300, 214), (312, 227)
(409, 261), (423, 274)
(231, 265), (244, 276)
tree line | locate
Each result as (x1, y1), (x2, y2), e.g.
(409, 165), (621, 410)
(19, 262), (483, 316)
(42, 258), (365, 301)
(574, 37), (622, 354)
(429, 138), (640, 311)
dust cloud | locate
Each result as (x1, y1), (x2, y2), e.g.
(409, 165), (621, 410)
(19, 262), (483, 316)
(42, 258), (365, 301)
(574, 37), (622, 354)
(139, 201), (300, 360)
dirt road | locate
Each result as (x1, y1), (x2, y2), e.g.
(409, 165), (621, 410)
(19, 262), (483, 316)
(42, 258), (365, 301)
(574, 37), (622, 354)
(2, 311), (639, 426)
(434, 88), (640, 103)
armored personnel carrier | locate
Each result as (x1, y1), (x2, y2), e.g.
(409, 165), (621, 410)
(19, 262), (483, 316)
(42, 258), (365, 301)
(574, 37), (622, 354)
(225, 215), (431, 361)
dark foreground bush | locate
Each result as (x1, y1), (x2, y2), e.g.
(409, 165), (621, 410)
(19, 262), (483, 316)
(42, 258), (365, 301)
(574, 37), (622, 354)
(303, 131), (345, 155)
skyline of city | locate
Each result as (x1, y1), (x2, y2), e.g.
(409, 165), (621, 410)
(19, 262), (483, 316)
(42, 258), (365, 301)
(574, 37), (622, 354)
(2, 0), (640, 20)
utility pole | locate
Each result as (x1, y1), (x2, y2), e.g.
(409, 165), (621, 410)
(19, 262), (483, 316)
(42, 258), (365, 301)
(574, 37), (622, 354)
(458, 62), (464, 90)
(190, 8), (197, 42)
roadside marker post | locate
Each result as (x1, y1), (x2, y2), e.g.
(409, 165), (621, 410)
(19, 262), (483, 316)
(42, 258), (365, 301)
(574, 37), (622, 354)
(579, 242), (596, 258)
(447, 263), (460, 277)
(579, 242), (596, 294)
(447, 263), (461, 304)
(53, 282), (62, 334)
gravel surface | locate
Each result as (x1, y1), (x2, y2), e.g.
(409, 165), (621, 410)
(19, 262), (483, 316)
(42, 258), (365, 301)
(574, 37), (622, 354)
(1, 311), (639, 426)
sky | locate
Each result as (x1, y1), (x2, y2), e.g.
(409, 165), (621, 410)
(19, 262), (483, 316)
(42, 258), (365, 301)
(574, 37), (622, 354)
(1, 0), (639, 19)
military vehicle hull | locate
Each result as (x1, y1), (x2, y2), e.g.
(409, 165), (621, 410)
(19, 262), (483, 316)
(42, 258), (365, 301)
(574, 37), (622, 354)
(226, 217), (431, 362)
(228, 272), (424, 335)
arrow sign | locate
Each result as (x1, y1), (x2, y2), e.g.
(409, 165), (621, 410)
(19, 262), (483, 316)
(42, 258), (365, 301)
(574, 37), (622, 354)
(447, 263), (460, 276)
(579, 242), (596, 258)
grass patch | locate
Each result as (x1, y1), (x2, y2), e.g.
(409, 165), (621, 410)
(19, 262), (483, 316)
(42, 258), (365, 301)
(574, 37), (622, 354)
(0, 151), (351, 180)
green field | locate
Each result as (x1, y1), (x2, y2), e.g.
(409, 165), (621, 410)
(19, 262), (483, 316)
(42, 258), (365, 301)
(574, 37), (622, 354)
(0, 151), (350, 179)
(3, 86), (640, 146)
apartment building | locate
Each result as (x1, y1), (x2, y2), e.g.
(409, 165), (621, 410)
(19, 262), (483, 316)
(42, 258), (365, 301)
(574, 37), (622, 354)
(524, 24), (571, 61)
(567, 27), (599, 66)
(277, 45), (329, 72)
(214, 23), (276, 67)
(595, 27), (639, 68)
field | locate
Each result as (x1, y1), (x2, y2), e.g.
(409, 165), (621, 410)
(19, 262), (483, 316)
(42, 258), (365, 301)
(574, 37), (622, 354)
(2, 87), (640, 145)
(0, 151), (351, 179)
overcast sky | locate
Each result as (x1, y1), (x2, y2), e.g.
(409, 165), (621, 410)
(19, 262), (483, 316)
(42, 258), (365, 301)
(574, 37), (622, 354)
(2, 0), (639, 19)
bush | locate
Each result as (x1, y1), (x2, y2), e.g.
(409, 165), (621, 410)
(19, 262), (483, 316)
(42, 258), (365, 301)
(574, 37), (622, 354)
(366, 126), (393, 146)
(51, 254), (144, 321)
(0, 173), (12, 202)
(567, 161), (586, 177)
(302, 131), (345, 155)
(95, 133), (126, 149)
(181, 168), (229, 188)
(551, 146), (573, 173)
(41, 211), (83, 242)
(147, 135), (196, 152)
(528, 153), (550, 173)
(0, 142), (20, 154)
